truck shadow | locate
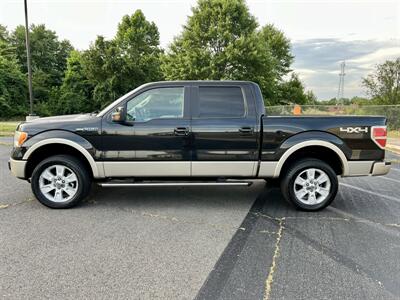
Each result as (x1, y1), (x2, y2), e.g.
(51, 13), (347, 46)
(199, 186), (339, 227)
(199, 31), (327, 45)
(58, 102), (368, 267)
(83, 178), (399, 224)
(85, 180), (269, 211)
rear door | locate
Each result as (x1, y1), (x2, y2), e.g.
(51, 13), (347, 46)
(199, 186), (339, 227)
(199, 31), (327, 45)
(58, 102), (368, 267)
(190, 83), (258, 177)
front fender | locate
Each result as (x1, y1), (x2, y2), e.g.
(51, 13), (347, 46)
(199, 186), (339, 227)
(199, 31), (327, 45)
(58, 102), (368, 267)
(12, 130), (103, 178)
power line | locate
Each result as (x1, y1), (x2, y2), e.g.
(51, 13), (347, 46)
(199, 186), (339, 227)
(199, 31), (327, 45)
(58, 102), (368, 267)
(337, 61), (345, 104)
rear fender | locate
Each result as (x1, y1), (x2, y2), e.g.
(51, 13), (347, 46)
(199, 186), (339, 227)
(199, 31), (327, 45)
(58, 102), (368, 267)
(274, 131), (350, 177)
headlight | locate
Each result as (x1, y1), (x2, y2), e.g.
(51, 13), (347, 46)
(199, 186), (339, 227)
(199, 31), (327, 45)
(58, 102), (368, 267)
(14, 131), (28, 147)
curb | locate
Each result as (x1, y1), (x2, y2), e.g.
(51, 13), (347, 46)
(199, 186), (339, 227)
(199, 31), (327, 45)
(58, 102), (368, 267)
(0, 142), (12, 146)
(386, 144), (400, 156)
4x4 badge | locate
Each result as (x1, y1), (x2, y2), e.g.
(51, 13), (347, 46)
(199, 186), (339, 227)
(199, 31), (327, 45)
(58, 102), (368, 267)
(340, 127), (368, 134)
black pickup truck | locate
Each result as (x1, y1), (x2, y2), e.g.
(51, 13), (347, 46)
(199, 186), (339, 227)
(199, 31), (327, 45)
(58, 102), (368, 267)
(9, 81), (391, 210)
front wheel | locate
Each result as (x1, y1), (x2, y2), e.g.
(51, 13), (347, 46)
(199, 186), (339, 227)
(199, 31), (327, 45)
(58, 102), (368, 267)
(31, 155), (91, 208)
(280, 158), (338, 211)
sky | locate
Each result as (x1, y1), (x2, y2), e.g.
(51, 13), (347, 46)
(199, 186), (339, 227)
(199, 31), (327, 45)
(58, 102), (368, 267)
(1, 0), (399, 100)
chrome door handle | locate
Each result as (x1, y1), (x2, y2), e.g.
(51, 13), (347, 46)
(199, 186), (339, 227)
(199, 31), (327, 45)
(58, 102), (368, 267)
(239, 127), (253, 134)
(174, 127), (189, 136)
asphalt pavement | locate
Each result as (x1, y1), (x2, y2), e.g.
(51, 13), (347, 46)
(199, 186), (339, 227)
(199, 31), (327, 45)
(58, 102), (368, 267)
(1, 142), (400, 299)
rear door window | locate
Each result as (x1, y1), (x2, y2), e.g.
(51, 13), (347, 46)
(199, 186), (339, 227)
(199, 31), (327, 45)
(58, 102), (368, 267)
(197, 87), (245, 118)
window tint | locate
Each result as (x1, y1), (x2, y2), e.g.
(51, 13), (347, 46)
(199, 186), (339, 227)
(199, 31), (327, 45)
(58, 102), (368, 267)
(198, 87), (245, 118)
(126, 87), (184, 122)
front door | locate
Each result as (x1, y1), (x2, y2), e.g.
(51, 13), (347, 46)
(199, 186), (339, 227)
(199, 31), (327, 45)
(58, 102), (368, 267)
(102, 86), (191, 177)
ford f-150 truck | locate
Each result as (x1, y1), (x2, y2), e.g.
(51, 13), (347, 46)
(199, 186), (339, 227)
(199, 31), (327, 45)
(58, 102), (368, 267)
(9, 81), (391, 210)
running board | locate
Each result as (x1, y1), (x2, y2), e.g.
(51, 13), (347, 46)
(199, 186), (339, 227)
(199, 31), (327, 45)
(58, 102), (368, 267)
(98, 181), (253, 187)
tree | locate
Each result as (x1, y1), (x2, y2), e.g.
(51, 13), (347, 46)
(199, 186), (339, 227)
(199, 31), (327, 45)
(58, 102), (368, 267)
(161, 0), (297, 105)
(0, 25), (8, 42)
(81, 10), (163, 109)
(10, 24), (73, 110)
(257, 24), (294, 104)
(305, 90), (317, 105)
(0, 25), (15, 60)
(0, 55), (27, 117)
(362, 58), (400, 105)
(51, 50), (95, 115)
(11, 24), (73, 82)
(0, 25), (28, 117)
(115, 10), (163, 84)
(275, 73), (313, 105)
(258, 24), (293, 79)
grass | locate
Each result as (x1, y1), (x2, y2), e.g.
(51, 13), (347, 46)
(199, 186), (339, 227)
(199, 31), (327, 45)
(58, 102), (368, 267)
(0, 121), (20, 136)
(388, 130), (400, 139)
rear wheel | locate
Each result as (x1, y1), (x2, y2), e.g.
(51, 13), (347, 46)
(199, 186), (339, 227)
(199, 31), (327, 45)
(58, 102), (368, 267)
(280, 158), (338, 211)
(31, 155), (91, 208)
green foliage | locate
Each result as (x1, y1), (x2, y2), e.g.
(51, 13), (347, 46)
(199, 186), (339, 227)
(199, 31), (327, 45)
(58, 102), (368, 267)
(0, 55), (28, 117)
(162, 0), (298, 105)
(0, 25), (28, 117)
(161, 0), (309, 105)
(0, 25), (14, 58)
(163, 0), (258, 78)
(348, 96), (373, 105)
(80, 10), (163, 109)
(0, 10), (163, 118)
(258, 24), (293, 79)
(11, 24), (73, 84)
(7, 24), (73, 115)
(275, 73), (314, 105)
(362, 58), (400, 105)
(0, 3), (315, 117)
(52, 50), (95, 114)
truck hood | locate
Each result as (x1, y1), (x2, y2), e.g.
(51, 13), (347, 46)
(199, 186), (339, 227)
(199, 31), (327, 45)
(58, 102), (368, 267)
(18, 113), (102, 136)
(24, 114), (95, 124)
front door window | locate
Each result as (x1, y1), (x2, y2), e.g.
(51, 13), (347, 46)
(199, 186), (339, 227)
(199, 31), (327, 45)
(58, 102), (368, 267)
(126, 87), (184, 122)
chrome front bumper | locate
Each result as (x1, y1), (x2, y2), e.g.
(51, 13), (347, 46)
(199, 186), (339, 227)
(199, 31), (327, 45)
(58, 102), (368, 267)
(9, 158), (27, 179)
(371, 161), (391, 176)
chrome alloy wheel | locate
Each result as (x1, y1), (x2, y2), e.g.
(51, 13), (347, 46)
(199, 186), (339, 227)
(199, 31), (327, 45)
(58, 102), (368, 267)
(39, 165), (79, 203)
(293, 168), (331, 205)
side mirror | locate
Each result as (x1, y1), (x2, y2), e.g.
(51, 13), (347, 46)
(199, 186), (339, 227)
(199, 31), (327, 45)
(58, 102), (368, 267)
(112, 106), (126, 123)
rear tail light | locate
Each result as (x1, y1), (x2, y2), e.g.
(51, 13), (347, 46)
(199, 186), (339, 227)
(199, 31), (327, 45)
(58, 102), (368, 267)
(371, 126), (387, 149)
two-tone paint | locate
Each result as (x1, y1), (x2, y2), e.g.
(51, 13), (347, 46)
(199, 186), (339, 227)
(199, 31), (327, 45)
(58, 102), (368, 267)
(10, 81), (390, 180)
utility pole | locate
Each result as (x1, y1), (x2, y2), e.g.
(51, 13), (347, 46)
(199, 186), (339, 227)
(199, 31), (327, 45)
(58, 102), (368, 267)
(336, 61), (345, 105)
(24, 0), (34, 116)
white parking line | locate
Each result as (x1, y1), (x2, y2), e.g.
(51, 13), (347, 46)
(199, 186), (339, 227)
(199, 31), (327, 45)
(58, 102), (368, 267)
(340, 182), (400, 203)
(381, 176), (400, 184)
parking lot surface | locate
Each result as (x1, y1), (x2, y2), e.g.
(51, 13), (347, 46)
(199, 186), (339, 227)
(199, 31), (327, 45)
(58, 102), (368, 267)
(1, 142), (400, 299)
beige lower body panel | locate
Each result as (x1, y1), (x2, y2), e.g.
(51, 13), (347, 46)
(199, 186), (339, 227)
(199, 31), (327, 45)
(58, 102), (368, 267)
(191, 162), (256, 177)
(100, 160), (387, 178)
(371, 161), (391, 176)
(102, 161), (256, 177)
(346, 161), (374, 176)
(258, 162), (279, 178)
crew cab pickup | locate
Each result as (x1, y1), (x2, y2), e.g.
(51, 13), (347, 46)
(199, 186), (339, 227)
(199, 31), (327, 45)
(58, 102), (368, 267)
(9, 81), (391, 210)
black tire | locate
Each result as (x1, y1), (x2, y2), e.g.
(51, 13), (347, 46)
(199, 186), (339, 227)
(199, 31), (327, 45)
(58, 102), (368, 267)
(31, 155), (91, 208)
(280, 158), (338, 211)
